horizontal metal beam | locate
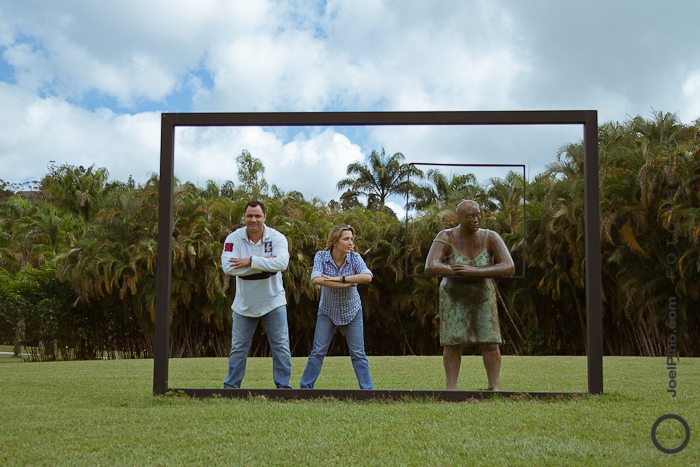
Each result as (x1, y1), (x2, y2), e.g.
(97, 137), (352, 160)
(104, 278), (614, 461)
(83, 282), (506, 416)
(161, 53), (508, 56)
(162, 110), (597, 127)
(165, 388), (584, 401)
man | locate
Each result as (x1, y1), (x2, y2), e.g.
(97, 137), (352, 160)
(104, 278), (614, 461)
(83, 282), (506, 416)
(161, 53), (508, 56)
(425, 200), (514, 391)
(221, 201), (292, 389)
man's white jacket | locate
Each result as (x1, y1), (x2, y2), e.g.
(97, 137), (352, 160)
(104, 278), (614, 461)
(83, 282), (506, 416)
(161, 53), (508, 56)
(221, 224), (289, 317)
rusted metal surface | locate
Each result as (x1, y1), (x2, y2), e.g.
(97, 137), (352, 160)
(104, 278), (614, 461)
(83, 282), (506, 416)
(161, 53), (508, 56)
(155, 110), (603, 397)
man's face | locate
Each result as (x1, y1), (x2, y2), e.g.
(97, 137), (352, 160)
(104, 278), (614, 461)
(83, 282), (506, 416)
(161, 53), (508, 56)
(459, 205), (481, 232)
(244, 205), (266, 235)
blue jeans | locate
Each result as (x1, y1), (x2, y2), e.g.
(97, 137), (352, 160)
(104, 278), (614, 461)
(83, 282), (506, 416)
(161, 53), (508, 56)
(300, 310), (373, 389)
(223, 305), (292, 389)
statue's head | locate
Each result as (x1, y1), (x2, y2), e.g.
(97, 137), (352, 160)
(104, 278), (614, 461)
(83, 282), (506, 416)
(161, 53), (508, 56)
(456, 199), (481, 231)
(456, 199), (479, 213)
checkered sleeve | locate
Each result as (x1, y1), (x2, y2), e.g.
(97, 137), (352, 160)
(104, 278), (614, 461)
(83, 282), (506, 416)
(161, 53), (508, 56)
(311, 250), (325, 280)
(351, 252), (372, 277)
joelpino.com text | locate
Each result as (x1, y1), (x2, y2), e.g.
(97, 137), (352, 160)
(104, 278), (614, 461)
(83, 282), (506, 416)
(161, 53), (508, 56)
(664, 155), (679, 398)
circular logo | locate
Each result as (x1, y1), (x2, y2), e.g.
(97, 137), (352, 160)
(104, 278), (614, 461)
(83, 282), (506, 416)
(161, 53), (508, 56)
(651, 414), (691, 454)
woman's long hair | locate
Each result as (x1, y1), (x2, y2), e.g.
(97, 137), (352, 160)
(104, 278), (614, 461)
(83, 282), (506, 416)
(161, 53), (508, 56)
(325, 224), (355, 251)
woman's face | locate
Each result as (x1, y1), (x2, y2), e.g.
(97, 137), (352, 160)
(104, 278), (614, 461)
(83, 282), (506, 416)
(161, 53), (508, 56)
(335, 230), (354, 254)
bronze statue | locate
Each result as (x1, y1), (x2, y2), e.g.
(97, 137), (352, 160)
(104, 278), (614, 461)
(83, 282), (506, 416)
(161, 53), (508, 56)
(425, 200), (515, 391)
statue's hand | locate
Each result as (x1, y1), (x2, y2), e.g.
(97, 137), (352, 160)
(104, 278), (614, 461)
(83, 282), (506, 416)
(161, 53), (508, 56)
(450, 264), (479, 275)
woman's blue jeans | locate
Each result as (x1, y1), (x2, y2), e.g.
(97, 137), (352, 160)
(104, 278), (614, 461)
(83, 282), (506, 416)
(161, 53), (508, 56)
(300, 310), (373, 389)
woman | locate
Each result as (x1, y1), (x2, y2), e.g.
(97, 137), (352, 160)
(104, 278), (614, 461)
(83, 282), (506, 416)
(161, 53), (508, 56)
(300, 224), (373, 389)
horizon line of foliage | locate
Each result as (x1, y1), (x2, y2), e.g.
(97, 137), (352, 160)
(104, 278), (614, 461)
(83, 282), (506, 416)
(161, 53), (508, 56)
(0, 111), (698, 361)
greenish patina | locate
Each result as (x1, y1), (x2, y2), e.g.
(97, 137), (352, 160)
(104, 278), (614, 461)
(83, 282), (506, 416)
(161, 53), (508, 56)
(436, 230), (502, 346)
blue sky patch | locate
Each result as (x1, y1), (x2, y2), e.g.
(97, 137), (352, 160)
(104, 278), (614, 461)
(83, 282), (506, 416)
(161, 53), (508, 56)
(0, 50), (16, 84)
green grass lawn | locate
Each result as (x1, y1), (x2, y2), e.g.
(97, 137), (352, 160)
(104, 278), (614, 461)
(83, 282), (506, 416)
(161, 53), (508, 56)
(1, 355), (697, 466)
(0, 345), (23, 364)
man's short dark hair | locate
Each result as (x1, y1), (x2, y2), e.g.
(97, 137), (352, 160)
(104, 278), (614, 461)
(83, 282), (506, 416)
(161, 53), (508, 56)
(244, 200), (266, 215)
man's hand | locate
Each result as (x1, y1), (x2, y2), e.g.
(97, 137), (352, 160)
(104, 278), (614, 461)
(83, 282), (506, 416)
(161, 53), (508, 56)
(228, 257), (252, 269)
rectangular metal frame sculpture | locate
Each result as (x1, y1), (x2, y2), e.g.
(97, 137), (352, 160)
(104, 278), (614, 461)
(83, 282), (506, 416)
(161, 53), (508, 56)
(404, 162), (527, 279)
(154, 110), (602, 399)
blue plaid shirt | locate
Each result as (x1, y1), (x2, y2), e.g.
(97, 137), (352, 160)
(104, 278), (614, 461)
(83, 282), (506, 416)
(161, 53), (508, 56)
(311, 250), (372, 326)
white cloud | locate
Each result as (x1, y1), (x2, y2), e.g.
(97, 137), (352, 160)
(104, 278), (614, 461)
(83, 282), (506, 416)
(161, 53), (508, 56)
(682, 70), (700, 123)
(174, 126), (364, 202)
(0, 82), (161, 184)
(3, 0), (700, 118)
(0, 1), (279, 107)
(2, 0), (700, 197)
(193, 0), (530, 112)
(200, 30), (333, 111)
(385, 201), (407, 220)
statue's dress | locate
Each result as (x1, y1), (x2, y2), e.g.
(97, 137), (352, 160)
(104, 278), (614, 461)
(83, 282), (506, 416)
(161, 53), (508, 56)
(435, 230), (502, 346)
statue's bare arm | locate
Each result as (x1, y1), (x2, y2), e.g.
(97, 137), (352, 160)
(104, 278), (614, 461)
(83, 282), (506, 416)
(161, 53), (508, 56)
(428, 230), (515, 277)
(424, 231), (455, 275)
(489, 232), (515, 275)
(450, 231), (514, 277)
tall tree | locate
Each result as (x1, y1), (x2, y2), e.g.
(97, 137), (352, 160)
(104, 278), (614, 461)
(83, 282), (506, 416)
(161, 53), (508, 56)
(336, 149), (423, 210)
(236, 150), (268, 199)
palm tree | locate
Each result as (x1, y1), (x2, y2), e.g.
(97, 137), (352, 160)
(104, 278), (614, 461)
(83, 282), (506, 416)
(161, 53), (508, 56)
(336, 149), (423, 211)
(410, 169), (489, 210)
(40, 164), (117, 223)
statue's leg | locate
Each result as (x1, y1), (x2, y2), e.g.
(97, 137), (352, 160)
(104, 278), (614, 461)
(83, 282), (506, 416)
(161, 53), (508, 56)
(443, 345), (462, 390)
(482, 343), (501, 391)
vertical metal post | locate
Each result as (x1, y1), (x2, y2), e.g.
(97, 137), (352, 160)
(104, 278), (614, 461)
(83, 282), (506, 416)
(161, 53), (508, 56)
(584, 111), (604, 394)
(153, 114), (175, 394)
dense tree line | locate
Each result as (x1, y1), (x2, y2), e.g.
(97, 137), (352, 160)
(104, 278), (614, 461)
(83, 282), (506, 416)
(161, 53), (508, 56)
(0, 112), (698, 360)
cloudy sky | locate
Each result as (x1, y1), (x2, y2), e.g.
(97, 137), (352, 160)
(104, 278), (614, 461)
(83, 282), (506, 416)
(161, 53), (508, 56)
(2, 0), (699, 213)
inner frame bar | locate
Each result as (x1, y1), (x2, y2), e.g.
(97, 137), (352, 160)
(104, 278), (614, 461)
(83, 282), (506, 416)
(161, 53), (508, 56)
(154, 110), (602, 396)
